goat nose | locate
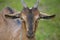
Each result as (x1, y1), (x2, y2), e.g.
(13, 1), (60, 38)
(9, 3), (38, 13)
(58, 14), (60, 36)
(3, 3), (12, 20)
(28, 31), (33, 35)
(27, 31), (34, 38)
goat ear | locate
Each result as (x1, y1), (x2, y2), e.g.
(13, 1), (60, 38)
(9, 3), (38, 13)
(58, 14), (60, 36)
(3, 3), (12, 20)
(5, 13), (21, 19)
(39, 12), (55, 19)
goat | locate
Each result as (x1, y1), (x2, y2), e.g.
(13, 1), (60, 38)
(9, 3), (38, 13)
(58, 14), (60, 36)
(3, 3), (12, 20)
(1, 0), (55, 40)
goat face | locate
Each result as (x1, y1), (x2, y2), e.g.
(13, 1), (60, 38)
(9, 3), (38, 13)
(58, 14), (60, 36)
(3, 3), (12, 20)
(20, 7), (40, 38)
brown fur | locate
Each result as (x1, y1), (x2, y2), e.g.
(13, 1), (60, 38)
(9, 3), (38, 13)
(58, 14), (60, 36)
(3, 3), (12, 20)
(0, 7), (22, 40)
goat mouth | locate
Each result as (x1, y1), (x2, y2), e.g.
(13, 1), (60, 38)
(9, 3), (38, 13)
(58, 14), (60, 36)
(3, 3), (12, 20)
(26, 33), (34, 38)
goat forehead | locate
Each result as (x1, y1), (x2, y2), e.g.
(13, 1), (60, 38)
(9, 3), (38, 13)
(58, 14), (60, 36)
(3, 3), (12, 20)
(27, 9), (34, 22)
(22, 8), (36, 21)
(27, 12), (34, 31)
(27, 14), (34, 23)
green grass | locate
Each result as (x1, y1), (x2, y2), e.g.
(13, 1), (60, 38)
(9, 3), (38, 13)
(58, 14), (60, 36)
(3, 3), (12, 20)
(0, 0), (60, 40)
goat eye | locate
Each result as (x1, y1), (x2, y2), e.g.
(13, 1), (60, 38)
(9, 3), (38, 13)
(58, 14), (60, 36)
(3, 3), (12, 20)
(37, 17), (40, 20)
(20, 18), (24, 21)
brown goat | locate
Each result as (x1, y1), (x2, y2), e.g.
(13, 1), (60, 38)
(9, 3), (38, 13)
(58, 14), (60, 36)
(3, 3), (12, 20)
(0, 0), (55, 40)
(5, 8), (55, 40)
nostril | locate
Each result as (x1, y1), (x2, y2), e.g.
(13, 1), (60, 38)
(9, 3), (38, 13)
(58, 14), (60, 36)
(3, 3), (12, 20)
(28, 31), (33, 35)
(27, 31), (34, 37)
(27, 31), (34, 38)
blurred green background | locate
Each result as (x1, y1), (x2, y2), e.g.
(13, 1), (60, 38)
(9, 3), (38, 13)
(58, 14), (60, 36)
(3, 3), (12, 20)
(0, 0), (60, 40)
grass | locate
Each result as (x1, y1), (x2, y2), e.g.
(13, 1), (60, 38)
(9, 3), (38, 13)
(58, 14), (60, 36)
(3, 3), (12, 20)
(0, 0), (60, 40)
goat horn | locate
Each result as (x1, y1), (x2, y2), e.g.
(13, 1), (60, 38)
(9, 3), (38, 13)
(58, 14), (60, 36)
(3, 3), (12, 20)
(21, 0), (27, 8)
(33, 0), (39, 8)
